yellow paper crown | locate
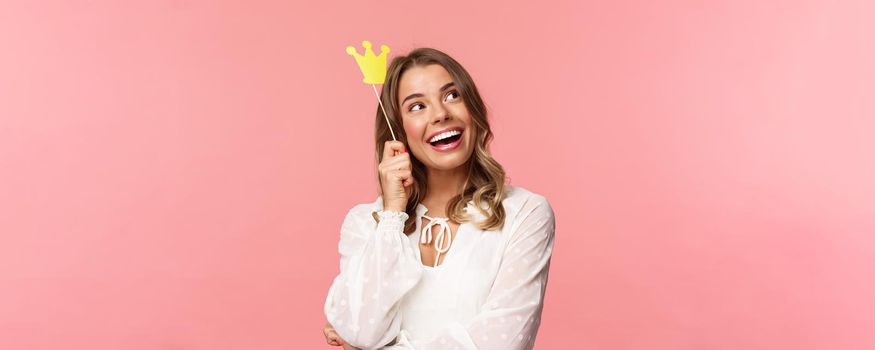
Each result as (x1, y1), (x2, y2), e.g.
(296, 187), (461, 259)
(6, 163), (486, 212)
(346, 40), (390, 84)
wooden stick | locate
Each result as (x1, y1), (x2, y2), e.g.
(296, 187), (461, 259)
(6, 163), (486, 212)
(372, 84), (396, 141)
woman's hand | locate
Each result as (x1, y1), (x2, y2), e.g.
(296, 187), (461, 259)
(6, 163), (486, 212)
(323, 322), (361, 349)
(378, 140), (414, 212)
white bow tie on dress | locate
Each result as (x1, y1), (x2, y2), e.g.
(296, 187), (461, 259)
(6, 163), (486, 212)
(420, 215), (454, 268)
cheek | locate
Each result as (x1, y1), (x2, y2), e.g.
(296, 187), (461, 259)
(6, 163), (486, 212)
(450, 105), (473, 124)
(403, 121), (427, 143)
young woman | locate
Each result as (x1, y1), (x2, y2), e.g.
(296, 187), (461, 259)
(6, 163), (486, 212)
(322, 47), (556, 350)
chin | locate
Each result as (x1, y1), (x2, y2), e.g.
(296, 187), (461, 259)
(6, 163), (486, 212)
(434, 148), (473, 170)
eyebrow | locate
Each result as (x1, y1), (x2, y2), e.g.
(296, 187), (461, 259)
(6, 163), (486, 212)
(401, 82), (456, 105)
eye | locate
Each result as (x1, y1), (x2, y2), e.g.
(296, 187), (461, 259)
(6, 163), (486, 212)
(409, 103), (425, 112)
(445, 90), (460, 102)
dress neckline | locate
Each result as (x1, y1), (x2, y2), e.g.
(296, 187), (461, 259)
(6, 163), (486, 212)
(415, 200), (477, 218)
(418, 213), (457, 269)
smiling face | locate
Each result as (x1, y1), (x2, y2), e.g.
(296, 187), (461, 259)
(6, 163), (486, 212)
(397, 64), (475, 172)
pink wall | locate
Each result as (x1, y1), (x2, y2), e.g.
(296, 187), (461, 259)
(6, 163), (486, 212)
(1, 0), (873, 349)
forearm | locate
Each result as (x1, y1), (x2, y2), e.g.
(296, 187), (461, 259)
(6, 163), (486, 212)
(325, 210), (423, 348)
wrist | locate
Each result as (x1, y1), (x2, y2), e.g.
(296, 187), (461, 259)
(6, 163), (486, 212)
(383, 203), (406, 213)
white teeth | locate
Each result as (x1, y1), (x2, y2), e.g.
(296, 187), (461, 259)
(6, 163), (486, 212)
(428, 130), (461, 143)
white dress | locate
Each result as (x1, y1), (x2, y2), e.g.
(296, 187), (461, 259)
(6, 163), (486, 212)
(324, 185), (556, 350)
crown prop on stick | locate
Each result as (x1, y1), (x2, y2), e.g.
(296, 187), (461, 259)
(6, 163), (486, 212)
(346, 40), (396, 140)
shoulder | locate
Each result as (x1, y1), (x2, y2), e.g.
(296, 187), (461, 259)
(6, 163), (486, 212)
(501, 185), (555, 237)
(502, 185), (553, 219)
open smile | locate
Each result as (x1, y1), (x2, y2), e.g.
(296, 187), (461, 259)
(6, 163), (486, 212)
(427, 128), (464, 152)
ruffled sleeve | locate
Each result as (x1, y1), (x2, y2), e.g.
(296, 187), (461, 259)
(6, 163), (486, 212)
(386, 194), (556, 349)
(324, 204), (424, 349)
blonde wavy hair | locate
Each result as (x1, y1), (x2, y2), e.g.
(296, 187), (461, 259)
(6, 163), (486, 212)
(374, 47), (507, 235)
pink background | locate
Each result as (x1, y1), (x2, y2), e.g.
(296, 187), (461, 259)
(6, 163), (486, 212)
(1, 0), (873, 349)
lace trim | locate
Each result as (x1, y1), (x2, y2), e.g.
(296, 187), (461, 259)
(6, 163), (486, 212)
(373, 210), (409, 232)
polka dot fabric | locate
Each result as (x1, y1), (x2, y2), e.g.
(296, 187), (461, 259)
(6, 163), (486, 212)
(324, 186), (556, 349)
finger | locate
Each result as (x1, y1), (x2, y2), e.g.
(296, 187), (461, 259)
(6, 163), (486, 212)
(379, 165), (409, 182)
(385, 153), (411, 170)
(328, 335), (340, 345)
(394, 169), (412, 182)
(402, 174), (415, 187)
(324, 324), (338, 342)
(325, 330), (342, 345)
(382, 140), (406, 160)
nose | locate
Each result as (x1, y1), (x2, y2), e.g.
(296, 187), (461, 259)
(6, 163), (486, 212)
(430, 103), (451, 124)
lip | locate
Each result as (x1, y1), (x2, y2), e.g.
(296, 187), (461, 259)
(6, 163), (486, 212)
(428, 128), (464, 153)
(425, 127), (465, 144)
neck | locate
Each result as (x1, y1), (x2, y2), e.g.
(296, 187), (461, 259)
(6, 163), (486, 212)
(423, 164), (469, 212)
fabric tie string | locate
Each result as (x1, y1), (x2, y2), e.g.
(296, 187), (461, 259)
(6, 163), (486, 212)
(420, 215), (453, 268)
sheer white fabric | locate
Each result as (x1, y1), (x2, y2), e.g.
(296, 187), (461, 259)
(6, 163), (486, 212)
(324, 185), (556, 349)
